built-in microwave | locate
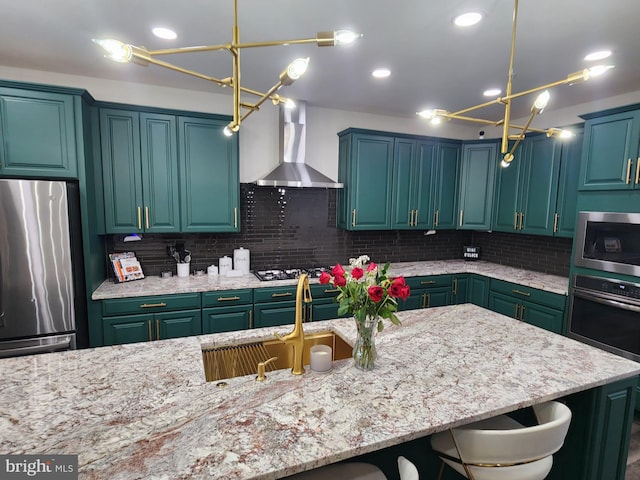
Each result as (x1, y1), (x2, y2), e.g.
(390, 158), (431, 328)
(574, 211), (640, 277)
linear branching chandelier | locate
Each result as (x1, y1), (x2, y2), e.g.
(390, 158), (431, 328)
(93, 0), (360, 135)
(418, 0), (613, 167)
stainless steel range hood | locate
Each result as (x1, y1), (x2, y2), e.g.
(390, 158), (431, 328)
(256, 102), (343, 188)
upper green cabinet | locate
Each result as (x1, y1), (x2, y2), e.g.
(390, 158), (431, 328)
(391, 138), (435, 229)
(99, 106), (238, 234)
(100, 108), (180, 233)
(0, 87), (78, 178)
(493, 133), (582, 237)
(178, 116), (239, 232)
(337, 130), (395, 230)
(458, 141), (497, 230)
(579, 108), (640, 191)
(432, 141), (461, 229)
(493, 135), (562, 236)
(337, 128), (460, 231)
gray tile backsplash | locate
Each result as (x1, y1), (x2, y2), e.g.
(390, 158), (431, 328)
(106, 185), (572, 278)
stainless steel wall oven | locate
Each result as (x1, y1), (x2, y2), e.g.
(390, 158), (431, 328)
(568, 274), (640, 363)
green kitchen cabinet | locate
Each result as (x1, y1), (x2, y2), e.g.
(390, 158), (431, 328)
(253, 285), (299, 328)
(579, 108), (640, 191)
(487, 279), (565, 334)
(100, 108), (180, 233)
(554, 130), (583, 237)
(400, 275), (452, 311)
(458, 141), (497, 230)
(391, 138), (435, 229)
(101, 293), (201, 346)
(337, 130), (395, 230)
(493, 135), (562, 236)
(178, 116), (240, 232)
(432, 140), (461, 229)
(451, 275), (468, 305)
(202, 289), (253, 333)
(467, 274), (490, 308)
(0, 87), (78, 178)
(309, 284), (351, 321)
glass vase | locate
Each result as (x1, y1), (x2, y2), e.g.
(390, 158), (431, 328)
(353, 316), (378, 370)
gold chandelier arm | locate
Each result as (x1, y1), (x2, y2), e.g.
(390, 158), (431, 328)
(505, 109), (537, 159)
(146, 44), (231, 55)
(502, 0), (519, 155)
(450, 97), (503, 116)
(440, 113), (502, 126)
(234, 38), (322, 49)
(132, 51), (231, 87)
(239, 82), (284, 122)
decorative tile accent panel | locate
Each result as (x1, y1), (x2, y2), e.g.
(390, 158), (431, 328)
(470, 231), (573, 277)
(106, 185), (572, 278)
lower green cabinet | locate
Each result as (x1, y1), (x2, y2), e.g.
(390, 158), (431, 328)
(487, 279), (565, 334)
(309, 284), (350, 321)
(101, 293), (201, 345)
(467, 274), (490, 308)
(253, 285), (298, 328)
(202, 289), (253, 333)
(400, 275), (452, 310)
(451, 275), (468, 304)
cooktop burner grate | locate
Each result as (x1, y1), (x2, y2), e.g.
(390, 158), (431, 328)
(253, 267), (331, 282)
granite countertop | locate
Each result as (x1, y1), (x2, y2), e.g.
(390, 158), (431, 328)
(1, 304), (638, 479)
(92, 260), (569, 300)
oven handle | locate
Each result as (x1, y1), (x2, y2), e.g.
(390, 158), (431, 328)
(572, 288), (640, 313)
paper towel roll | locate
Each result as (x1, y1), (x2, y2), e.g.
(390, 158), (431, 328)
(233, 247), (250, 274)
(219, 256), (232, 275)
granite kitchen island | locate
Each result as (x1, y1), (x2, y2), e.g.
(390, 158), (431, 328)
(1, 304), (639, 479)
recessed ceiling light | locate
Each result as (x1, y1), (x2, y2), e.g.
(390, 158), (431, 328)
(454, 12), (483, 27)
(372, 68), (391, 78)
(584, 49), (612, 62)
(152, 26), (177, 40)
(483, 88), (502, 97)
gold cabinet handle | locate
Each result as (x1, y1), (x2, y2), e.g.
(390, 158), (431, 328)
(145, 206), (150, 230)
(352, 209), (356, 227)
(324, 288), (340, 294)
(156, 319), (160, 340)
(409, 210), (414, 226)
(636, 158), (640, 185)
(420, 280), (436, 285)
(459, 210), (463, 226)
(140, 302), (167, 308)
(249, 310), (253, 329)
(414, 210), (419, 226)
(217, 296), (241, 301)
(434, 210), (439, 227)
(426, 292), (431, 308)
(137, 206), (142, 230)
(626, 158), (632, 184)
(234, 207), (238, 228)
(512, 289), (531, 297)
(148, 320), (153, 341)
(421, 293), (427, 309)
(553, 213), (559, 233)
(514, 212), (518, 230)
(520, 305), (525, 321)
(514, 304), (519, 319)
(271, 292), (293, 298)
(453, 278), (458, 295)
(519, 212), (524, 230)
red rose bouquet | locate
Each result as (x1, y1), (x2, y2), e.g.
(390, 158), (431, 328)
(319, 255), (410, 332)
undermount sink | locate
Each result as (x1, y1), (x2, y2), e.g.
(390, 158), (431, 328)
(202, 331), (352, 382)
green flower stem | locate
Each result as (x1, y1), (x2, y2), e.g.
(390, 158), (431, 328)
(353, 316), (378, 370)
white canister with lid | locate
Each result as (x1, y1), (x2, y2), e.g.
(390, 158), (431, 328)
(233, 247), (250, 274)
(219, 256), (233, 275)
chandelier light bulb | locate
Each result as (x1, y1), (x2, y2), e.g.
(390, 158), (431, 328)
(223, 126), (234, 137)
(334, 30), (362, 45)
(287, 57), (310, 80)
(92, 38), (132, 63)
(559, 129), (574, 139)
(532, 90), (550, 113)
(587, 65), (615, 78)
(417, 109), (436, 119)
(430, 116), (442, 125)
(284, 99), (296, 109)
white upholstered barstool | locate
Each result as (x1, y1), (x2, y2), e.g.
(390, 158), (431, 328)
(430, 401), (571, 480)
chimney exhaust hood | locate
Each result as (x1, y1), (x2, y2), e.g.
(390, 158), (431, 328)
(255, 102), (344, 188)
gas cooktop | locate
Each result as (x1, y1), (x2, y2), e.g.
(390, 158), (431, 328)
(253, 267), (331, 282)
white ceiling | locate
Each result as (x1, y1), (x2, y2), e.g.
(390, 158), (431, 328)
(2, 0), (639, 122)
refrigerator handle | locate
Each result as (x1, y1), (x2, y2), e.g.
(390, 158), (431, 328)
(0, 337), (72, 358)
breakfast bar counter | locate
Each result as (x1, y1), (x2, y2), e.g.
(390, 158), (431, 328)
(1, 304), (638, 479)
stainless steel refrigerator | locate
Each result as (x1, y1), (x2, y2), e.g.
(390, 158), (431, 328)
(0, 179), (82, 357)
